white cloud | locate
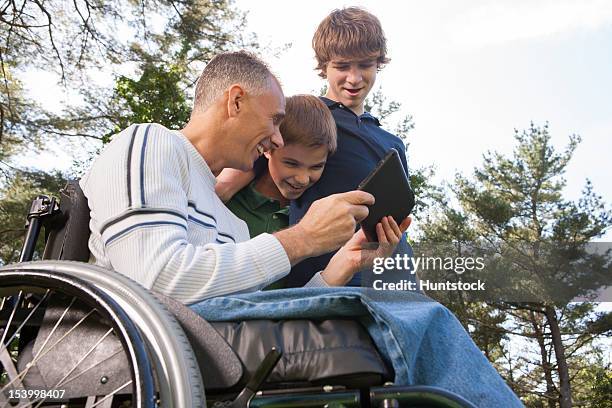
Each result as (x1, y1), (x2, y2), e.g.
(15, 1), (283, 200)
(448, 0), (612, 50)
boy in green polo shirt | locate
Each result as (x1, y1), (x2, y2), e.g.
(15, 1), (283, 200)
(224, 94), (337, 239)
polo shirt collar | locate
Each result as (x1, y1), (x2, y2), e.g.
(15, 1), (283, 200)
(244, 180), (273, 210)
(360, 111), (381, 126)
(244, 181), (288, 214)
(321, 96), (341, 108)
(320, 97), (381, 126)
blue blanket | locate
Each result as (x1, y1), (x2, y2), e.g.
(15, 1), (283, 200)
(191, 288), (523, 407)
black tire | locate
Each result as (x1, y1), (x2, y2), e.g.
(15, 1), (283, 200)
(1, 261), (205, 408)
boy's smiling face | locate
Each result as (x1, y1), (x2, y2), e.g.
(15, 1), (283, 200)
(324, 55), (378, 115)
(265, 143), (329, 200)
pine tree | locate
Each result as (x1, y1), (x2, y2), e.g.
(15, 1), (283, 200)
(422, 122), (611, 407)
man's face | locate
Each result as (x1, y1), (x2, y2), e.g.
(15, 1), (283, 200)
(324, 56), (378, 115)
(265, 143), (328, 200)
(230, 82), (285, 171)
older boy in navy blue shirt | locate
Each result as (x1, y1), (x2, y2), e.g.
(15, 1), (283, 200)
(285, 7), (414, 287)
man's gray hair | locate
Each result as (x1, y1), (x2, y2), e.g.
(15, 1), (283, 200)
(193, 51), (276, 114)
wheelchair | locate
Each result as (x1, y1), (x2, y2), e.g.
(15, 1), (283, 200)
(0, 181), (477, 407)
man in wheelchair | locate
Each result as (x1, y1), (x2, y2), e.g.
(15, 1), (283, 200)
(1, 54), (522, 408)
(0, 46), (522, 408)
(80, 50), (409, 303)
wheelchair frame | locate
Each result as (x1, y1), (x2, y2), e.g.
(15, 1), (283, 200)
(0, 185), (477, 408)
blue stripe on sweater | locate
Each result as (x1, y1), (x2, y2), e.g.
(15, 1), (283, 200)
(139, 124), (151, 206)
(187, 215), (236, 243)
(187, 215), (215, 229)
(188, 201), (217, 223)
(217, 231), (236, 243)
(100, 208), (186, 235)
(105, 221), (187, 246)
(126, 125), (140, 207)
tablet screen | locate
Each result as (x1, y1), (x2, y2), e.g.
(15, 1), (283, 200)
(357, 149), (415, 242)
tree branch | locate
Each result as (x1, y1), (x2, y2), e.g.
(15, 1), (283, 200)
(33, 127), (104, 140)
(32, 0), (65, 81)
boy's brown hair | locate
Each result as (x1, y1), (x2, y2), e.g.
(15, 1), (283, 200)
(281, 95), (337, 154)
(312, 7), (390, 78)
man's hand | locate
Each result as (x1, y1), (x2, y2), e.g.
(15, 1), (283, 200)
(321, 216), (412, 286)
(274, 190), (374, 265)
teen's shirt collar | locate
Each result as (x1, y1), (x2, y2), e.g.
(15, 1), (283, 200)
(319, 96), (382, 127)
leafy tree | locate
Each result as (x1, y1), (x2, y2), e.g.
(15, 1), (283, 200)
(0, 72), (29, 166)
(419, 203), (510, 361)
(0, 169), (66, 265)
(496, 303), (611, 407)
(579, 363), (612, 408)
(365, 87), (414, 143)
(422, 122), (612, 407)
(105, 61), (192, 141)
(1, 0), (253, 163)
(0, 0), (256, 263)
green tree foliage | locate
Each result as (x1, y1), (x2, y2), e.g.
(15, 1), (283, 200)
(365, 87), (414, 142)
(105, 62), (192, 141)
(0, 0), (255, 264)
(1, 0), (252, 161)
(0, 72), (30, 164)
(579, 363), (612, 408)
(0, 169), (66, 265)
(1, 0), (123, 160)
(456, 124), (610, 244)
(498, 303), (611, 407)
(421, 122), (612, 407)
(419, 205), (510, 361)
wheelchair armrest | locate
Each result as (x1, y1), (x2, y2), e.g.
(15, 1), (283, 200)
(151, 291), (244, 390)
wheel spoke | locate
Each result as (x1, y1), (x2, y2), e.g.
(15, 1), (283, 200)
(89, 381), (132, 408)
(32, 329), (114, 408)
(0, 290), (48, 407)
(0, 291), (23, 346)
(0, 298), (96, 394)
(0, 347), (28, 406)
(0, 266), (195, 407)
(7, 323), (128, 408)
(30, 297), (77, 361)
(61, 347), (124, 386)
(0, 291), (50, 355)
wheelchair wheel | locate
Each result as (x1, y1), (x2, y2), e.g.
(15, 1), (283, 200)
(0, 261), (205, 408)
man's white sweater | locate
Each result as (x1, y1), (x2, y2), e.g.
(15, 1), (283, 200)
(81, 123), (314, 304)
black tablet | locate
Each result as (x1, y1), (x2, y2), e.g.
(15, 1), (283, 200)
(357, 149), (415, 242)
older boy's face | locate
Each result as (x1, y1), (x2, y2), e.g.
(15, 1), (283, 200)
(265, 144), (328, 200)
(324, 56), (378, 115)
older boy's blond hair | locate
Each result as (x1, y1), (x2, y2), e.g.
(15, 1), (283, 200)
(312, 7), (390, 78)
(281, 95), (337, 154)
